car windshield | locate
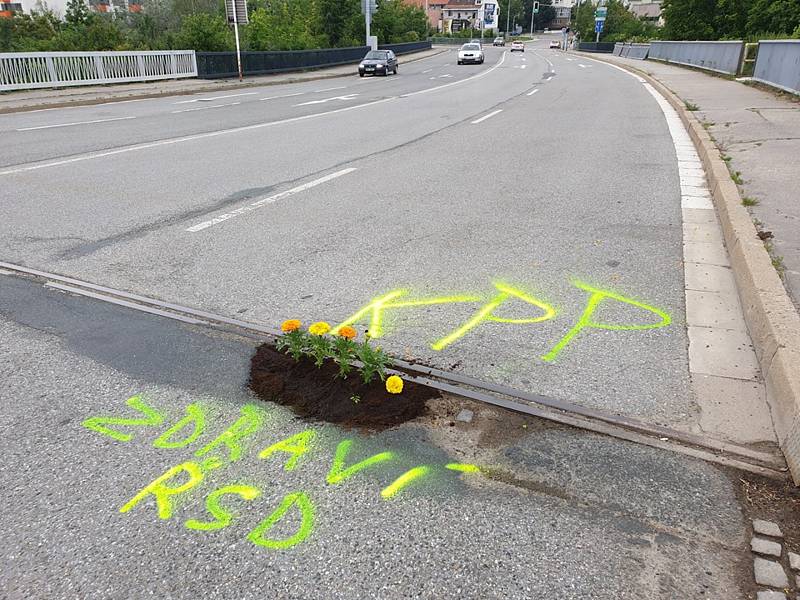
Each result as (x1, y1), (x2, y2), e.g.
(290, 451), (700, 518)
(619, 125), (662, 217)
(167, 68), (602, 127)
(364, 51), (388, 60)
(462, 44), (480, 51)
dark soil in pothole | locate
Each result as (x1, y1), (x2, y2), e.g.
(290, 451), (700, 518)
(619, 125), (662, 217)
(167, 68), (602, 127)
(248, 344), (440, 430)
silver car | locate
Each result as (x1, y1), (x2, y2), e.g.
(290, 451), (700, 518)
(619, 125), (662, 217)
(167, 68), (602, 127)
(458, 43), (485, 65)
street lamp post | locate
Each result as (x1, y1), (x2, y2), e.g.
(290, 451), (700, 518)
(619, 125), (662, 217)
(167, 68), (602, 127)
(506, 0), (511, 39)
(365, 0), (371, 46)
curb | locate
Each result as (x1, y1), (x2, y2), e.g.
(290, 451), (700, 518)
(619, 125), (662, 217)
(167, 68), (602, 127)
(0, 48), (449, 114)
(582, 54), (800, 484)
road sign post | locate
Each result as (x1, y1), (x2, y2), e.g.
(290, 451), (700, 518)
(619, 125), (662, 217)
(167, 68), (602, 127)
(594, 3), (606, 43)
(225, 0), (247, 81)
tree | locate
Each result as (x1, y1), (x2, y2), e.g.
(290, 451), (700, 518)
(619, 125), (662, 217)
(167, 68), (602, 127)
(371, 0), (428, 43)
(318, 0), (361, 47)
(175, 13), (232, 51)
(497, 0), (524, 33)
(245, 0), (323, 50)
(746, 0), (800, 36)
(715, 0), (749, 38)
(64, 0), (90, 27)
(661, 0), (717, 39)
(522, 0), (554, 33)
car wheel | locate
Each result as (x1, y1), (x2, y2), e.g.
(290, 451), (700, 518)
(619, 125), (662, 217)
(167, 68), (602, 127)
(394, 66), (398, 74)
(458, 60), (462, 65)
(359, 73), (364, 77)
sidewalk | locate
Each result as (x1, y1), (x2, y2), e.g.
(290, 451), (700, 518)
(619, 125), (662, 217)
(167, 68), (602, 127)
(0, 47), (447, 114)
(598, 53), (800, 310)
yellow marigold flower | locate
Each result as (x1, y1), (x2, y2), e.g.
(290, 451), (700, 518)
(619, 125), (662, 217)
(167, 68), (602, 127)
(281, 319), (302, 333)
(308, 321), (331, 336)
(337, 326), (357, 340)
(385, 375), (404, 394)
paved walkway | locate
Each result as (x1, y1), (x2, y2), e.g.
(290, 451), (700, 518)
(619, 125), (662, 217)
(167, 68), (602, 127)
(594, 53), (800, 311)
(0, 48), (446, 113)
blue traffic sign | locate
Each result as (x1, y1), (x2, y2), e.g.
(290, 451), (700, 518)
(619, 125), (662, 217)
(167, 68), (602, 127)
(594, 19), (604, 32)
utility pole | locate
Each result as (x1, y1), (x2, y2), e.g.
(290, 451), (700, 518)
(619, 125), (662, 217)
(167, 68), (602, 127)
(506, 0), (511, 39)
(530, 0), (538, 36)
(225, 0), (247, 81)
(365, 0), (371, 46)
(232, 5), (242, 81)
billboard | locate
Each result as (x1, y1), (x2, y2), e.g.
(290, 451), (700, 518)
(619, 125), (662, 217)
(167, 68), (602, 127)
(482, 2), (498, 29)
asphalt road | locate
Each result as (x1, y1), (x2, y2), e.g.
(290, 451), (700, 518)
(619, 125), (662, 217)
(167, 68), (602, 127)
(0, 38), (762, 598)
(0, 42), (690, 428)
(0, 274), (747, 599)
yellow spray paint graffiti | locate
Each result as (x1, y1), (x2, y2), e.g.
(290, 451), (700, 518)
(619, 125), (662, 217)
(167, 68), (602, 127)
(431, 282), (556, 351)
(541, 280), (672, 362)
(334, 279), (671, 361)
(330, 289), (480, 338)
(86, 397), (483, 551)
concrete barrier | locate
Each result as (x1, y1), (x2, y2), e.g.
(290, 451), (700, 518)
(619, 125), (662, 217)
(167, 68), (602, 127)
(753, 40), (800, 95)
(627, 43), (650, 60)
(649, 40), (744, 75)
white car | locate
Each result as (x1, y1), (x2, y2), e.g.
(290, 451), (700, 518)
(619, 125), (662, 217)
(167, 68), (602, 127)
(457, 43), (484, 65)
(510, 41), (525, 52)
(549, 40), (560, 49)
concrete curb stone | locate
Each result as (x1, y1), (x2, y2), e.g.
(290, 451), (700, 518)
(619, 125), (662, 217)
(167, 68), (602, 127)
(578, 52), (800, 484)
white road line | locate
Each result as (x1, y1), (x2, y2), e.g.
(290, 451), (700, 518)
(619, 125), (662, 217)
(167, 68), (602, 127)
(578, 64), (589, 68)
(294, 93), (358, 106)
(15, 116), (136, 131)
(403, 51), (506, 98)
(260, 92), (305, 101)
(186, 168), (357, 232)
(521, 64), (527, 69)
(471, 109), (502, 124)
(171, 102), (241, 114)
(314, 86), (346, 93)
(566, 57), (576, 61)
(422, 68), (433, 73)
(527, 88), (539, 96)
(174, 92), (257, 105)
(0, 97), (396, 176)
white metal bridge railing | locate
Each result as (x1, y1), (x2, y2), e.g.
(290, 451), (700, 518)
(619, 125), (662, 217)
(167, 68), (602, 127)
(0, 50), (197, 92)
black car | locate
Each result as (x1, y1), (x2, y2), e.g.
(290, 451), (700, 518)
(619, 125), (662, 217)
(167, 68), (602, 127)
(358, 50), (398, 77)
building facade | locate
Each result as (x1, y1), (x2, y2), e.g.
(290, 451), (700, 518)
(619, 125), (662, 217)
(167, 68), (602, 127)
(0, 1), (23, 17)
(550, 0), (576, 29)
(440, 0), (499, 33)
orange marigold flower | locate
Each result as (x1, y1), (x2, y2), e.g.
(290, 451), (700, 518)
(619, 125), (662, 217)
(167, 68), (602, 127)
(308, 321), (331, 336)
(385, 375), (404, 394)
(337, 326), (357, 340)
(281, 319), (302, 333)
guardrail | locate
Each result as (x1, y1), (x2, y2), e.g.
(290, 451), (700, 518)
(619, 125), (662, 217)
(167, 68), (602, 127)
(197, 42), (431, 79)
(0, 50), (197, 91)
(430, 37), (497, 45)
(648, 40), (744, 75)
(753, 40), (800, 95)
(577, 42), (615, 53)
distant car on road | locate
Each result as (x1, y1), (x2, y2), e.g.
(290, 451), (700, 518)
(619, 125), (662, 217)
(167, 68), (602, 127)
(457, 43), (485, 65)
(358, 50), (398, 77)
(510, 41), (525, 52)
(469, 39), (483, 46)
(493, 37), (505, 46)
(549, 40), (560, 49)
